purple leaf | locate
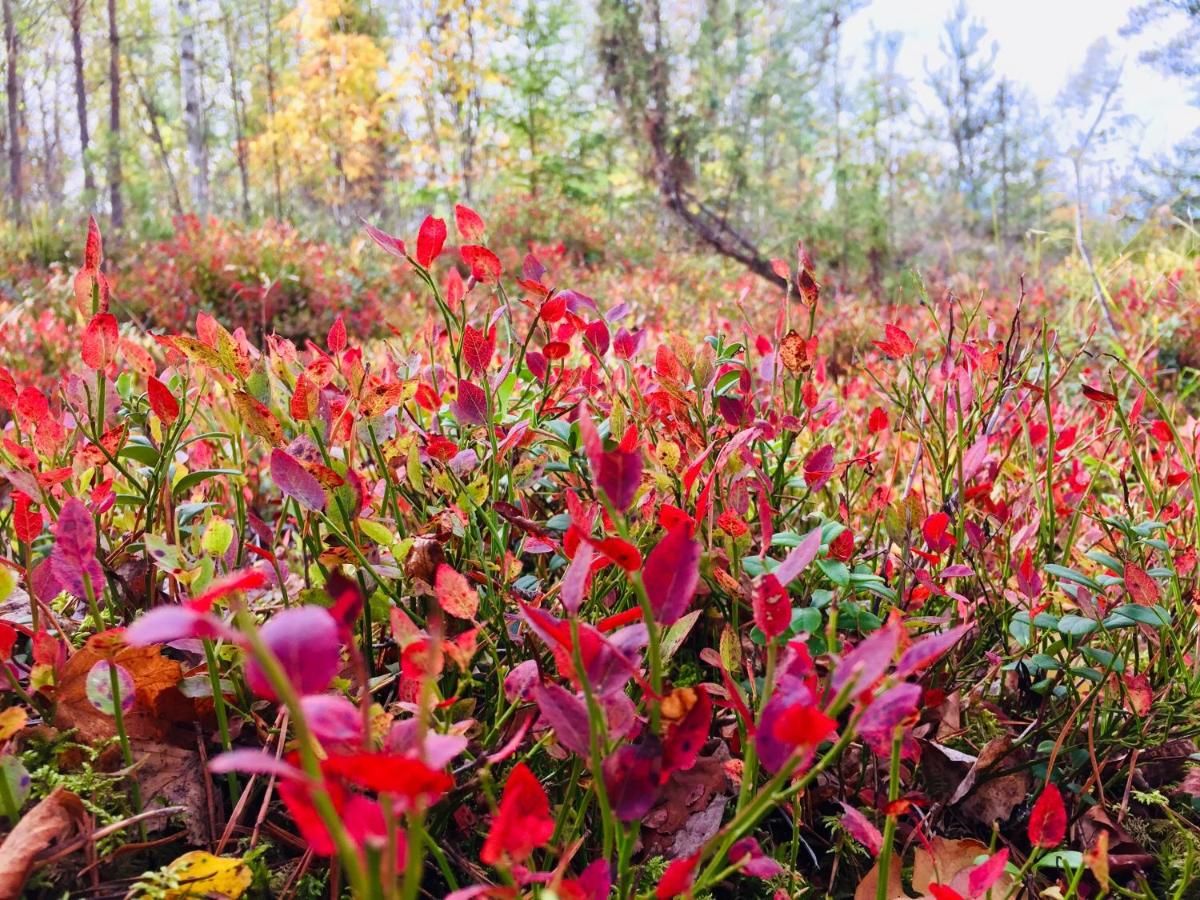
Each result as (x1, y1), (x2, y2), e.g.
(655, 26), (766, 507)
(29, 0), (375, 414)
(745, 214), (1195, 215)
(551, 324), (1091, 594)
(642, 525), (700, 625)
(894, 624), (973, 679)
(451, 378), (488, 426)
(245, 606), (341, 700)
(729, 837), (784, 880)
(773, 526), (823, 587)
(51, 498), (104, 598)
(857, 682), (922, 758)
(603, 739), (663, 822)
(830, 618), (901, 696)
(270, 449), (326, 511)
(532, 682), (591, 757)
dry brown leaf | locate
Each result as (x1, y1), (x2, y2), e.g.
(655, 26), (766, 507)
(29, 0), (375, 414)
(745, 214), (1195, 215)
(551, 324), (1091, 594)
(131, 740), (212, 845)
(911, 836), (1015, 896)
(54, 644), (197, 744)
(854, 853), (904, 900)
(957, 735), (1030, 826)
(641, 747), (732, 858)
(0, 788), (88, 898)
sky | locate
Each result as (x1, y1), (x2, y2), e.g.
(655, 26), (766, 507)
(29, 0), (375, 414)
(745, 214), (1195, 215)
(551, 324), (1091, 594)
(843, 0), (1200, 159)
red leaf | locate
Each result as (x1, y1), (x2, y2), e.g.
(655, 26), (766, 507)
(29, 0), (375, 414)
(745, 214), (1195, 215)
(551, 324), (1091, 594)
(585, 537), (640, 573)
(560, 541), (594, 615)
(81, 313), (118, 370)
(323, 752), (452, 802)
(416, 215), (447, 267)
(0, 621), (15, 660)
(929, 886), (965, 900)
(462, 324), (496, 376)
(662, 686), (711, 775)
(830, 617), (901, 696)
(13, 492), (42, 543)
(753, 574), (791, 640)
(454, 203), (486, 242)
(803, 444), (836, 491)
(461, 245), (502, 283)
(50, 498), (104, 598)
(857, 682), (921, 757)
(641, 525), (700, 625)
(188, 568), (266, 613)
(435, 564), (479, 620)
(270, 449), (327, 511)
(872, 323), (916, 359)
(578, 406), (642, 512)
(327, 315), (347, 354)
(1123, 562), (1159, 605)
(1028, 784), (1067, 849)
(772, 702), (836, 749)
(480, 762), (553, 866)
(147, 376), (180, 426)
(603, 739), (663, 821)
(656, 853), (699, 899)
(895, 624), (972, 678)
(1081, 383), (1118, 405)
(83, 215), (103, 269)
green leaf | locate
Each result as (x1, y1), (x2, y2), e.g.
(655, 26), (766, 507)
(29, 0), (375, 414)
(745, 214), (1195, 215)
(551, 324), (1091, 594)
(1044, 564), (1103, 592)
(174, 469), (243, 497)
(1057, 615), (1098, 638)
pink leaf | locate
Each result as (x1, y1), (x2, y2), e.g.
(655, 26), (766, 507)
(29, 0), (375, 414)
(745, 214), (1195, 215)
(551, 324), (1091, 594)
(839, 802), (883, 855)
(452, 378), (489, 426)
(967, 848), (1009, 898)
(560, 541), (594, 616)
(245, 606), (341, 700)
(894, 624), (973, 679)
(773, 526), (823, 587)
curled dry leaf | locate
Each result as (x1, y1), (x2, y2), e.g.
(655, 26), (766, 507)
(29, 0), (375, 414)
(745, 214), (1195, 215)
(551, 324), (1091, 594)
(0, 787), (88, 898)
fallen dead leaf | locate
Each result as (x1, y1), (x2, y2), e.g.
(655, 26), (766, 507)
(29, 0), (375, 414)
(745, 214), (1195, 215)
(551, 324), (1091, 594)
(161, 850), (252, 899)
(0, 787), (88, 898)
(54, 642), (198, 744)
(641, 745), (732, 858)
(957, 735), (1031, 826)
(854, 853), (903, 900)
(912, 836), (1013, 897)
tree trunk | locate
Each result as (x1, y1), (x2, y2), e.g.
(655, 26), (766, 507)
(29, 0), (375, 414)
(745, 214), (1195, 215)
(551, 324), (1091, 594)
(107, 0), (123, 230)
(68, 0), (95, 198)
(179, 0), (207, 217)
(220, 1), (251, 221)
(262, 0), (282, 220)
(3, 0), (23, 223)
(130, 65), (184, 217)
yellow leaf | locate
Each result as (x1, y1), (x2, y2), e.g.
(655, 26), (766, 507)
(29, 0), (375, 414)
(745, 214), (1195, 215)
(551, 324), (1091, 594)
(162, 851), (251, 899)
(0, 706), (27, 741)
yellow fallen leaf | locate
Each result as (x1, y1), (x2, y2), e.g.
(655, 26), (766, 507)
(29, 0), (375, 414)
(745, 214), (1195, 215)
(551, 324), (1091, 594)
(0, 706), (27, 741)
(162, 851), (251, 899)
